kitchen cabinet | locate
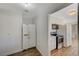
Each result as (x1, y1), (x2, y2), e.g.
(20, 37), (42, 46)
(49, 36), (56, 51)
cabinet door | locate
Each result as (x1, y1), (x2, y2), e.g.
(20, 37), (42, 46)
(51, 36), (56, 50)
(49, 38), (52, 51)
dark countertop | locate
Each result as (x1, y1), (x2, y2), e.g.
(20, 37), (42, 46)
(50, 33), (63, 37)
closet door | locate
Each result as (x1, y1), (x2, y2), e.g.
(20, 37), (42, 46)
(23, 24), (29, 49)
(23, 24), (36, 49)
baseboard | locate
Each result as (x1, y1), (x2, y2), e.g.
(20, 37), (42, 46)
(22, 47), (36, 51)
(36, 46), (45, 56)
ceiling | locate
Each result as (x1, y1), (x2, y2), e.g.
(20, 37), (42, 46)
(23, 3), (71, 19)
(24, 3), (71, 14)
(0, 3), (73, 21)
(50, 3), (77, 24)
(0, 3), (24, 11)
(0, 3), (71, 14)
(36, 3), (71, 14)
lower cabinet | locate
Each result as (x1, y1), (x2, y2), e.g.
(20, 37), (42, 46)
(50, 36), (56, 51)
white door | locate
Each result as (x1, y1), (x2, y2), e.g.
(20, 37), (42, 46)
(23, 24), (36, 49)
(66, 24), (72, 47)
(23, 24), (29, 49)
(28, 24), (36, 48)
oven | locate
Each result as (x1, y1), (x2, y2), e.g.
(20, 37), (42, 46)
(56, 35), (64, 49)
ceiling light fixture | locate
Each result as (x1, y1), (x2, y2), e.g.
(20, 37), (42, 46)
(69, 11), (76, 16)
(68, 9), (76, 16)
(25, 4), (28, 7)
(25, 3), (31, 7)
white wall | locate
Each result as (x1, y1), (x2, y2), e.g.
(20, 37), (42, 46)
(36, 7), (48, 56)
(48, 16), (64, 25)
(22, 13), (35, 25)
(23, 16), (33, 24)
(72, 24), (78, 39)
(0, 9), (22, 55)
(22, 11), (36, 25)
(58, 25), (65, 35)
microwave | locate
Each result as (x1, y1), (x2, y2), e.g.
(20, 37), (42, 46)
(52, 24), (59, 29)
